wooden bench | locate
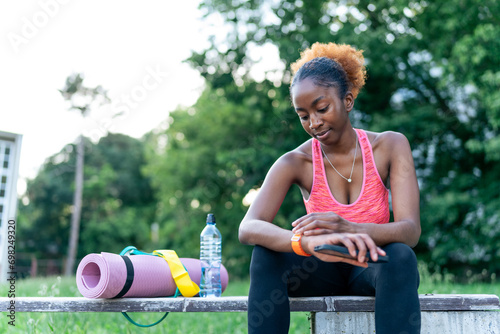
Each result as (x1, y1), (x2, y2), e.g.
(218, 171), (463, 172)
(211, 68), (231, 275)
(1, 294), (499, 333)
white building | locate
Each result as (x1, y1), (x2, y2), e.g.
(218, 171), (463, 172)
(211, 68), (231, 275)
(0, 131), (22, 281)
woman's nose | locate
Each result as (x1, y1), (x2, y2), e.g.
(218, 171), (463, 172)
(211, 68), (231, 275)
(309, 114), (323, 129)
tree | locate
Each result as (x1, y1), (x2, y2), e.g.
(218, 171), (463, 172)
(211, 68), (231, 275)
(175, 0), (499, 278)
(19, 133), (156, 271)
(143, 86), (308, 277)
(59, 73), (110, 276)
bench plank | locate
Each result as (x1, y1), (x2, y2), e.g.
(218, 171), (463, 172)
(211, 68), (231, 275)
(419, 294), (500, 311)
(0, 294), (498, 313)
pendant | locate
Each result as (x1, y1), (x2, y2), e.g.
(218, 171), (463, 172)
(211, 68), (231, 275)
(348, 179), (352, 183)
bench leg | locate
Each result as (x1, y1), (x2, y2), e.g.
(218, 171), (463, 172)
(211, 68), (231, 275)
(420, 311), (500, 334)
(310, 312), (375, 334)
(310, 311), (500, 334)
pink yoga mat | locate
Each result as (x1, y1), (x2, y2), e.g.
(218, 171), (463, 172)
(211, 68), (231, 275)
(76, 252), (229, 299)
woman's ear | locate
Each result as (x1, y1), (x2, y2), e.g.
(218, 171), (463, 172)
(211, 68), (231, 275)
(344, 92), (355, 112)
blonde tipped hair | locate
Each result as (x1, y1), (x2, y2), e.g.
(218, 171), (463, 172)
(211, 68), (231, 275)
(291, 42), (367, 98)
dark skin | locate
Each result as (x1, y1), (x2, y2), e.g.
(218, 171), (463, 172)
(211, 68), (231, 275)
(239, 78), (421, 267)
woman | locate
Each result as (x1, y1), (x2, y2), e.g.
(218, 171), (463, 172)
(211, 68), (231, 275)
(239, 42), (421, 333)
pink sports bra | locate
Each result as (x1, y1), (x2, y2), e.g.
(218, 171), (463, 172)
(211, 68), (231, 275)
(303, 128), (390, 224)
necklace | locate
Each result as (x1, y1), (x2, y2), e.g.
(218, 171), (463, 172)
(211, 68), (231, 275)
(320, 132), (358, 183)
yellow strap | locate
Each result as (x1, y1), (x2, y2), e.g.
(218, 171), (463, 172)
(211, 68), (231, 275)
(153, 250), (200, 297)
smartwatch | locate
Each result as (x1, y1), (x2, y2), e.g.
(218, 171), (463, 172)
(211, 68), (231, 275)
(291, 234), (311, 257)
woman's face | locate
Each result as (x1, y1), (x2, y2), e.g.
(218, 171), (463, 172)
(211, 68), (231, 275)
(291, 78), (354, 144)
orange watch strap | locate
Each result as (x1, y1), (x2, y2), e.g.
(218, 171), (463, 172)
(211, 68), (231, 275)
(291, 234), (311, 257)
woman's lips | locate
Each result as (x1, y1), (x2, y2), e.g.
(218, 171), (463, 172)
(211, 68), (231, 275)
(315, 129), (331, 140)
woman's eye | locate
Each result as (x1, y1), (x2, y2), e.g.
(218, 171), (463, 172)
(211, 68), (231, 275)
(300, 115), (309, 121)
(318, 105), (329, 112)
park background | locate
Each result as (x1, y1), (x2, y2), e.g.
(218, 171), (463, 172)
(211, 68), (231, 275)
(1, 0), (500, 332)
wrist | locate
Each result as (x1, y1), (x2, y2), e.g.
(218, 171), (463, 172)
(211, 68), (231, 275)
(291, 234), (311, 257)
(350, 221), (360, 233)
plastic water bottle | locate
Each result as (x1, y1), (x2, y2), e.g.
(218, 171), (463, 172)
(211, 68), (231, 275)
(200, 213), (222, 297)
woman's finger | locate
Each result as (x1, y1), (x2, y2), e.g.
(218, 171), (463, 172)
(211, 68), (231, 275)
(336, 235), (358, 258)
(350, 234), (368, 262)
(303, 228), (333, 236)
(358, 233), (382, 262)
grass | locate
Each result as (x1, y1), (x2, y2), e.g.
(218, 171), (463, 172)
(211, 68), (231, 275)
(417, 262), (500, 296)
(1, 265), (499, 334)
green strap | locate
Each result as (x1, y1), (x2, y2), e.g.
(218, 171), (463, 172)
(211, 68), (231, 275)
(120, 288), (181, 328)
(119, 246), (153, 256)
(118, 246), (181, 328)
(121, 310), (169, 328)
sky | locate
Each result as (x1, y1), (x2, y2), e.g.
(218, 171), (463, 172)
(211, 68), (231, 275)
(1, 0), (215, 195)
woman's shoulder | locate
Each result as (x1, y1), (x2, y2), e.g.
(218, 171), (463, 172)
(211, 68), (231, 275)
(361, 130), (412, 182)
(274, 139), (314, 186)
(362, 129), (410, 151)
(284, 139), (314, 160)
(274, 139), (314, 171)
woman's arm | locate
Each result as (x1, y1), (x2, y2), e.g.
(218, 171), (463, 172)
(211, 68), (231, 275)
(363, 131), (421, 247)
(239, 150), (385, 265)
(239, 152), (299, 252)
(291, 132), (421, 247)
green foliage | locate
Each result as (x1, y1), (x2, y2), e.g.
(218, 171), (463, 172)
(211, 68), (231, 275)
(143, 87), (309, 277)
(181, 0), (500, 278)
(18, 0), (500, 281)
(19, 133), (156, 263)
(19, 144), (77, 259)
(59, 73), (110, 117)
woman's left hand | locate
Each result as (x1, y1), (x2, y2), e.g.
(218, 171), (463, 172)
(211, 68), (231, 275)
(291, 212), (357, 236)
(301, 232), (385, 268)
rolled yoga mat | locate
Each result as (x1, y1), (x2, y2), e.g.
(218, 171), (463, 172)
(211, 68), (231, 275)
(76, 252), (229, 299)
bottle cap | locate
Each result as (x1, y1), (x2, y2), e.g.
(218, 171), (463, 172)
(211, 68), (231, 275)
(206, 213), (216, 224)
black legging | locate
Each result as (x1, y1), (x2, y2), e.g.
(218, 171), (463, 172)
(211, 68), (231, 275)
(248, 243), (421, 334)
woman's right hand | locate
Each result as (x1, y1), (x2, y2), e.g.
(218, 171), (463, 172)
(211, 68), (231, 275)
(302, 232), (386, 268)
